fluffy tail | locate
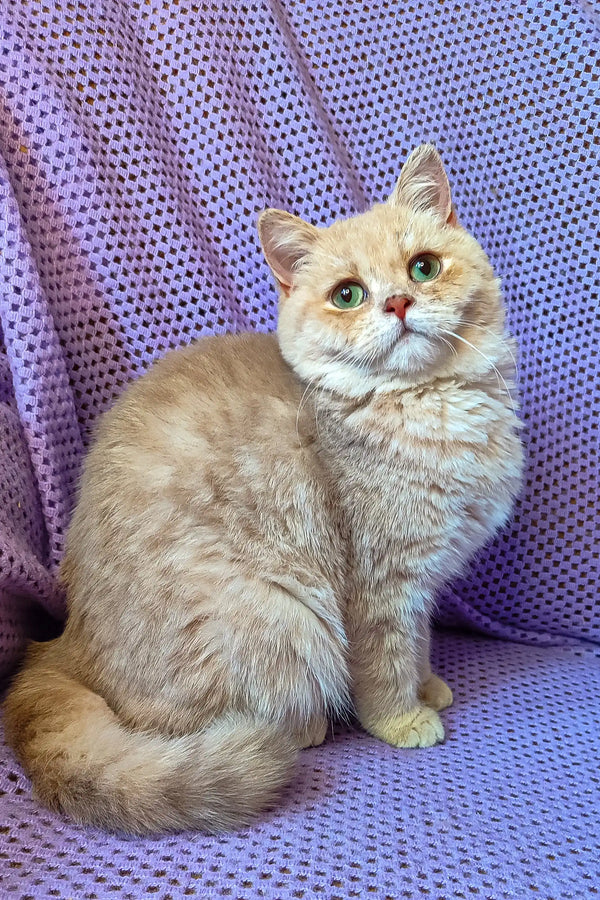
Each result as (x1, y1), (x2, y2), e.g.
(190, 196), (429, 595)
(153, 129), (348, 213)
(4, 648), (297, 835)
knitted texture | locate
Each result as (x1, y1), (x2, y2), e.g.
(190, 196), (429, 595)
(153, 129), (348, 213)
(0, 3), (599, 897)
(1, 632), (599, 898)
(0, 1), (598, 671)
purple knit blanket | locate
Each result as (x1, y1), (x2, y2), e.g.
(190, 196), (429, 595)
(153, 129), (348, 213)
(0, 0), (598, 680)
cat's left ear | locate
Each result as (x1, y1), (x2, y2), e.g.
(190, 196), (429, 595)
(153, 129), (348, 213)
(388, 144), (458, 225)
(258, 209), (319, 295)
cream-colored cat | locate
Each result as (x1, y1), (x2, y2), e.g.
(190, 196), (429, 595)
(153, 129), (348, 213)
(4, 145), (523, 835)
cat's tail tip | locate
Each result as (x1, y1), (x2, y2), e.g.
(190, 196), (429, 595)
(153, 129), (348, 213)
(4, 658), (298, 836)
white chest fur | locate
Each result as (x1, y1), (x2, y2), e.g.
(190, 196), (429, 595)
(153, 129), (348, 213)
(319, 381), (523, 601)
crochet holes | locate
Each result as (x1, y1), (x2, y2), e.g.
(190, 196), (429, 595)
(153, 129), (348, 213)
(0, 0), (598, 895)
(3, 634), (598, 896)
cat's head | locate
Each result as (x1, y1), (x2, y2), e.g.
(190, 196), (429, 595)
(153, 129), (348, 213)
(259, 145), (507, 397)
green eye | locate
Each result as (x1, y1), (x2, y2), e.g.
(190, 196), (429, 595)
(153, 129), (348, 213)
(409, 254), (441, 283)
(331, 282), (366, 309)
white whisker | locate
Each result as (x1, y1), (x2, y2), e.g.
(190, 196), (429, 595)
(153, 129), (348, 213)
(295, 378), (320, 446)
(442, 329), (518, 418)
(436, 335), (458, 359)
(295, 343), (360, 444)
(459, 320), (519, 377)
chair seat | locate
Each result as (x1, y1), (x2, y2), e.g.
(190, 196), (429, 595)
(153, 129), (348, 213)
(2, 631), (598, 899)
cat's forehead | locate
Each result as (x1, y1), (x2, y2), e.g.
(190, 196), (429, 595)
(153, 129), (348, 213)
(320, 203), (451, 267)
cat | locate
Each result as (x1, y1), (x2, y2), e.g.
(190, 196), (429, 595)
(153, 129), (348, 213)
(4, 144), (523, 835)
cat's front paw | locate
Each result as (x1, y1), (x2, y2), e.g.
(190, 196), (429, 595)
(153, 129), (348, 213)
(364, 705), (445, 748)
(419, 673), (453, 711)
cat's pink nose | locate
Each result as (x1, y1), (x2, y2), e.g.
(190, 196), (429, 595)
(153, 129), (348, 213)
(385, 295), (414, 320)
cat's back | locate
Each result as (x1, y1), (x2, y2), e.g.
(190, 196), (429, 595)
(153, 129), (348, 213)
(62, 329), (335, 627)
(84, 332), (308, 481)
(66, 331), (317, 576)
(59, 331), (345, 730)
(101, 331), (300, 443)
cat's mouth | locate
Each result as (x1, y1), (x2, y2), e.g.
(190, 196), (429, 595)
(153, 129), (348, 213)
(318, 321), (439, 378)
(391, 319), (425, 344)
(372, 320), (447, 376)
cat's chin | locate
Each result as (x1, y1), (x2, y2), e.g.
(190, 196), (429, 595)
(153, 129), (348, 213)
(380, 330), (440, 377)
(282, 334), (449, 399)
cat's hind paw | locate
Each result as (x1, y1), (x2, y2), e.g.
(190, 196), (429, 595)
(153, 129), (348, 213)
(419, 673), (453, 711)
(365, 705), (445, 748)
(293, 716), (328, 749)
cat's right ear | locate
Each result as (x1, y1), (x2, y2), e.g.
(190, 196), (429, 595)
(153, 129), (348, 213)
(258, 210), (319, 295)
(387, 144), (456, 225)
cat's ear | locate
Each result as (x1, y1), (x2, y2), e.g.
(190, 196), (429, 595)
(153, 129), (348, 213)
(388, 144), (456, 224)
(258, 210), (319, 294)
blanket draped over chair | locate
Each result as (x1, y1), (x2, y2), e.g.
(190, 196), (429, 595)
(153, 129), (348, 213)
(0, 2), (598, 898)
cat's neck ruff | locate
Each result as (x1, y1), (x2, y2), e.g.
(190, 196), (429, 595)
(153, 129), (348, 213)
(286, 325), (516, 407)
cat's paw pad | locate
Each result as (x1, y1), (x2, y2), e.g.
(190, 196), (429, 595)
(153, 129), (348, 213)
(419, 673), (453, 711)
(366, 706), (445, 748)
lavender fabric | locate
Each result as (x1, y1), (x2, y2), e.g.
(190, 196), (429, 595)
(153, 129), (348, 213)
(0, 1), (598, 897)
(0, 1), (598, 666)
(1, 633), (599, 898)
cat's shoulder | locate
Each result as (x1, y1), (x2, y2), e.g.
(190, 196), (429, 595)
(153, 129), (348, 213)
(152, 331), (281, 379)
(117, 331), (292, 402)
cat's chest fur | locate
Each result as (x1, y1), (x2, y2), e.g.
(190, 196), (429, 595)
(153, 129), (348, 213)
(314, 381), (521, 599)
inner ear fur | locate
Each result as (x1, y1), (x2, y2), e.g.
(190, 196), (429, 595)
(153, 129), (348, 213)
(258, 209), (319, 292)
(388, 144), (455, 224)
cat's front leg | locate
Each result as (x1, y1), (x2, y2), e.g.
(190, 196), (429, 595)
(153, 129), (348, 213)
(362, 704), (445, 748)
(349, 602), (445, 749)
